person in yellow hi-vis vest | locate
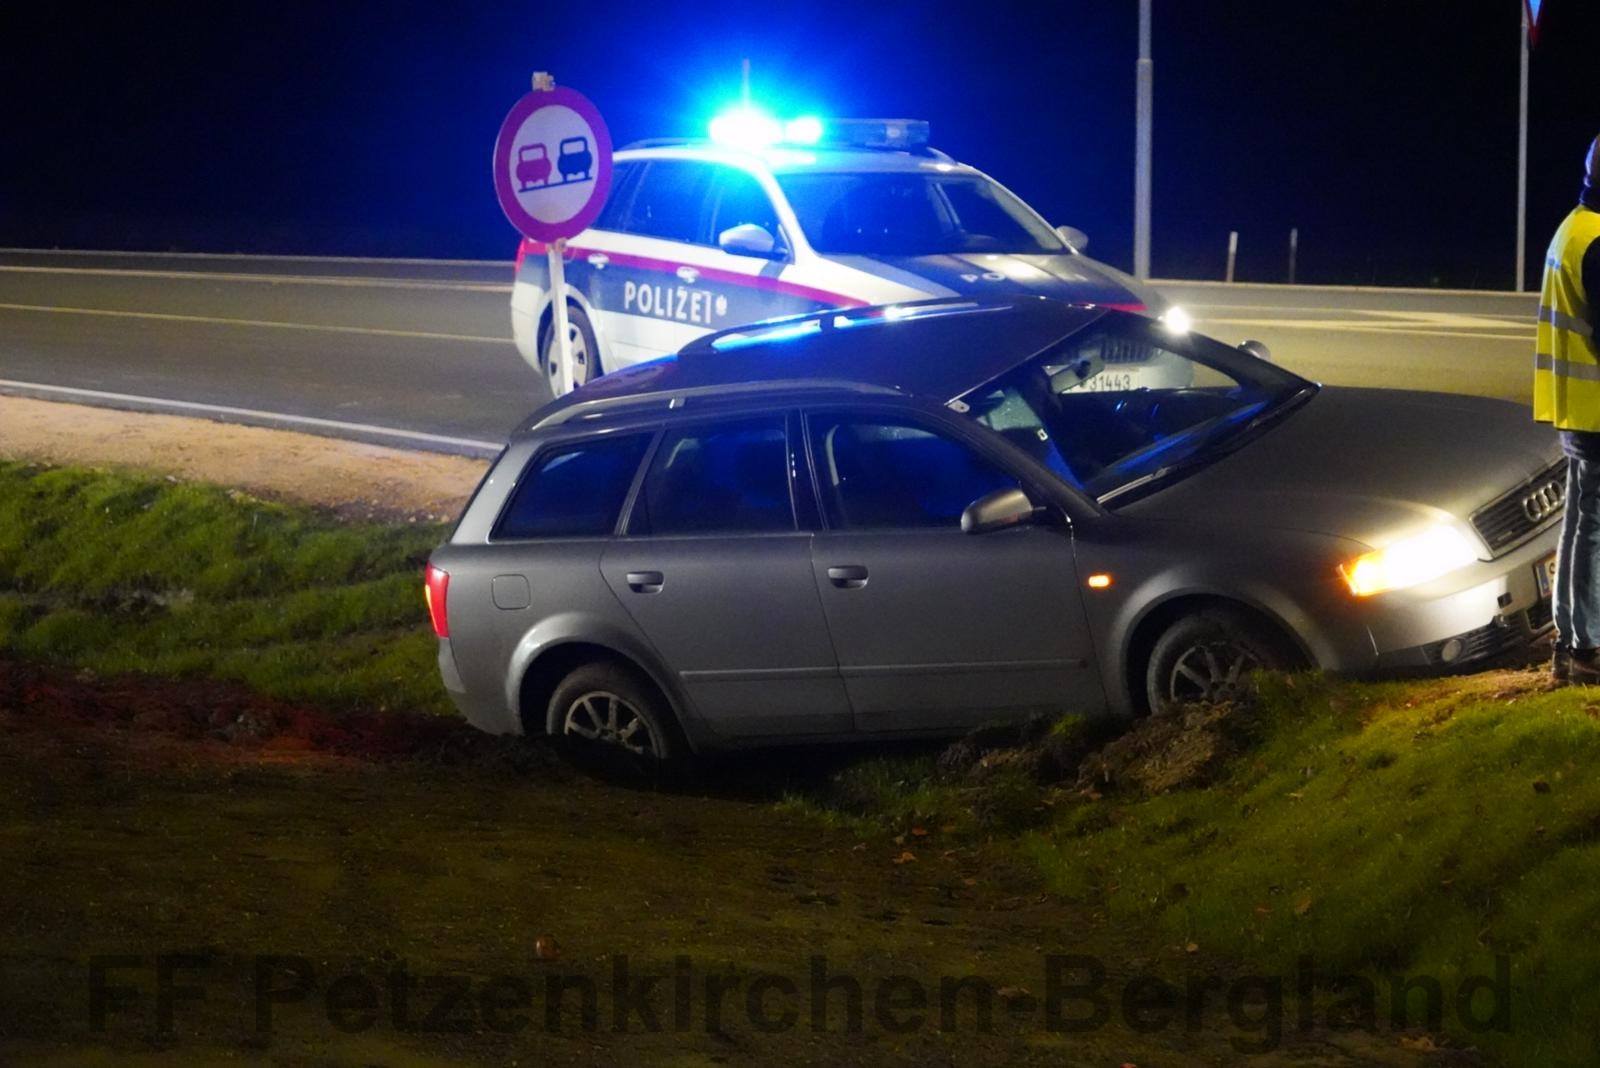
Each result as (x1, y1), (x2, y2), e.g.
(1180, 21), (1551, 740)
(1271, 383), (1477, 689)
(1538, 135), (1600, 686)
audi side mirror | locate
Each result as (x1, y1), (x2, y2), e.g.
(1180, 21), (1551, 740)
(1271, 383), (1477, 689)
(717, 223), (782, 260)
(961, 487), (1037, 535)
(1054, 224), (1089, 252)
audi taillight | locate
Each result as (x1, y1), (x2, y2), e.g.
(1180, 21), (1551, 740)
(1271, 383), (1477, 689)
(424, 564), (450, 638)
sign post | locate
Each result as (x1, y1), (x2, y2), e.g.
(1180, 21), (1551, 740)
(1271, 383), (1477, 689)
(547, 241), (574, 396)
(493, 74), (613, 396)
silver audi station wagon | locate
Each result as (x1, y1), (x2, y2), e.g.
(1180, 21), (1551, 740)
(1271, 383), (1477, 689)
(427, 298), (1562, 766)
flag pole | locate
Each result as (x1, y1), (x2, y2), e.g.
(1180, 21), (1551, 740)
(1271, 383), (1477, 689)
(1516, 2), (1530, 292)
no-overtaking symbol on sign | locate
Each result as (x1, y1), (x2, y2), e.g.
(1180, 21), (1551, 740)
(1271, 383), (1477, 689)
(493, 85), (613, 244)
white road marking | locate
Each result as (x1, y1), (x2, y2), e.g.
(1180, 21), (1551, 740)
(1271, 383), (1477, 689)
(0, 246), (511, 268)
(1186, 302), (1531, 322)
(1155, 277), (1540, 299)
(0, 264), (512, 292)
(0, 378), (504, 454)
(1200, 308), (1534, 341)
(0, 301), (513, 344)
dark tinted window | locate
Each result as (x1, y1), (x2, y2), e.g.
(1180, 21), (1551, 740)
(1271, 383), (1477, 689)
(625, 161), (715, 243)
(495, 434), (651, 539)
(633, 417), (793, 535)
(810, 415), (1016, 530)
(593, 162), (643, 231)
(708, 168), (782, 246)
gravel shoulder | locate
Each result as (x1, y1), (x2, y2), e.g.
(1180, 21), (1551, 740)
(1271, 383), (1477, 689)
(0, 395), (489, 522)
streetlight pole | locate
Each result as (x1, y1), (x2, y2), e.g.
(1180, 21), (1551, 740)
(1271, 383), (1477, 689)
(1515, 4), (1530, 292)
(1133, 0), (1153, 281)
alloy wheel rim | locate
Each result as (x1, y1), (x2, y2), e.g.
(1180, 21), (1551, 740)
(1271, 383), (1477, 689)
(546, 324), (589, 391)
(1168, 641), (1260, 705)
(562, 690), (657, 757)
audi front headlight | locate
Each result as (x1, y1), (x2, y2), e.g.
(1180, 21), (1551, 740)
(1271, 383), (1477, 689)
(1340, 524), (1482, 597)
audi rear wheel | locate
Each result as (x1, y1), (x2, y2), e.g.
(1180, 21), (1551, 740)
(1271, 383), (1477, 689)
(548, 660), (680, 780)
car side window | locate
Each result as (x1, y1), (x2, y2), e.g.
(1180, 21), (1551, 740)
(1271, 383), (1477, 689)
(809, 414), (1018, 530)
(631, 416), (794, 536)
(708, 168), (783, 248)
(592, 162), (643, 232)
(494, 433), (652, 540)
(624, 161), (715, 244)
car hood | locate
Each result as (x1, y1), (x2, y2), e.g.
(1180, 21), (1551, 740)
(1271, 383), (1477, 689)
(833, 252), (1164, 312)
(1120, 387), (1562, 549)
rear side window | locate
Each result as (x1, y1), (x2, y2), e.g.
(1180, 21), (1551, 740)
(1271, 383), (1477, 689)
(593, 162), (642, 232)
(494, 433), (651, 540)
(631, 417), (793, 536)
(625, 161), (715, 243)
(809, 414), (1017, 530)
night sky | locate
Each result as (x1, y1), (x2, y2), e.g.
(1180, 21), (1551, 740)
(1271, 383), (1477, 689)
(5, 1), (1597, 287)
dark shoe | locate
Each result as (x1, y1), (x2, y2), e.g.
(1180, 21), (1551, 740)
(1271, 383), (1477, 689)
(1571, 648), (1600, 686)
(1553, 644), (1572, 685)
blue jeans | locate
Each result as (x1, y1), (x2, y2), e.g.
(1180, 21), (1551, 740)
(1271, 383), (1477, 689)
(1556, 457), (1600, 651)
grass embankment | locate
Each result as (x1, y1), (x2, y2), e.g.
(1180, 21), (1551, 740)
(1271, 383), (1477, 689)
(6, 460), (1596, 1061)
(0, 461), (448, 715)
(795, 672), (1600, 1066)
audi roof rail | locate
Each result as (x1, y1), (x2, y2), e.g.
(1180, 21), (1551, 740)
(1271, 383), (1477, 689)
(525, 378), (902, 431)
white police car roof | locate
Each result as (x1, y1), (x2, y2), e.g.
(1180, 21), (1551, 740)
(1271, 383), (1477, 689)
(615, 142), (970, 175)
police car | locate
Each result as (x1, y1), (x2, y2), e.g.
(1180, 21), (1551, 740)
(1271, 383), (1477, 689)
(510, 114), (1184, 396)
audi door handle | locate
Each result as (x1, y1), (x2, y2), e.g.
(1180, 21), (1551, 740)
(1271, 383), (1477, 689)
(625, 571), (664, 594)
(826, 565), (869, 590)
(675, 265), (699, 284)
(587, 253), (610, 269)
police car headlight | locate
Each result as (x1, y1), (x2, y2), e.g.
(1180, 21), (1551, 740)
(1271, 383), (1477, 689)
(1160, 306), (1192, 334)
(1340, 524), (1481, 597)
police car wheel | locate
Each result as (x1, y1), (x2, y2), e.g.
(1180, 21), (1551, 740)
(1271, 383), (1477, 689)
(540, 303), (600, 395)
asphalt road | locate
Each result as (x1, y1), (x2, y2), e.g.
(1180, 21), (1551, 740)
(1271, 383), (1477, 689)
(0, 250), (536, 456)
(0, 249), (1544, 456)
(1163, 280), (1540, 405)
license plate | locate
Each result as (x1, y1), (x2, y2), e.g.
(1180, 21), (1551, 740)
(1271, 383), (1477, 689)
(1536, 552), (1558, 599)
(1084, 372), (1136, 392)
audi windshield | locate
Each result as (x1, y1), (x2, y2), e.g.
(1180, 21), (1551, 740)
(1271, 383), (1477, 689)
(956, 317), (1315, 502)
(776, 172), (1065, 256)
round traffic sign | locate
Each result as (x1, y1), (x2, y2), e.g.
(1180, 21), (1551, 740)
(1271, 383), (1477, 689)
(492, 86), (613, 243)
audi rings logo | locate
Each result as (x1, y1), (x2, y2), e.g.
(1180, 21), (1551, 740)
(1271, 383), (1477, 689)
(1522, 479), (1565, 523)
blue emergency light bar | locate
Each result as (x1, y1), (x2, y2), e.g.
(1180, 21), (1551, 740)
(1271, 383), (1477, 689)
(821, 118), (931, 150)
(708, 107), (930, 151)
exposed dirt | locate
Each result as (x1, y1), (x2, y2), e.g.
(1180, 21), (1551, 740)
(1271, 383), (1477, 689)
(1074, 700), (1255, 795)
(0, 658), (558, 772)
(0, 395), (488, 522)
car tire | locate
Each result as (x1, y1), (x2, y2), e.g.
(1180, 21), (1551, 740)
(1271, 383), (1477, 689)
(1144, 608), (1296, 715)
(539, 302), (600, 397)
(547, 660), (681, 780)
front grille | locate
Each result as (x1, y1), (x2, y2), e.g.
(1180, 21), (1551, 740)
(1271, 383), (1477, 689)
(1470, 459), (1568, 556)
(1423, 607), (1548, 666)
(1100, 337), (1156, 365)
